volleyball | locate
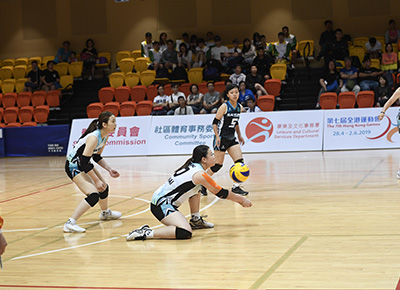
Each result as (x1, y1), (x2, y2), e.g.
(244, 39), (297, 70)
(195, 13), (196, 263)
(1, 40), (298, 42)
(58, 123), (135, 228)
(229, 163), (250, 183)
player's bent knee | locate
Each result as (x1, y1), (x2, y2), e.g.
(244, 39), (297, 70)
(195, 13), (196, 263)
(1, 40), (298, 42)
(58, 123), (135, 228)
(210, 163), (223, 173)
(175, 227), (192, 239)
(99, 185), (109, 199)
(85, 192), (100, 207)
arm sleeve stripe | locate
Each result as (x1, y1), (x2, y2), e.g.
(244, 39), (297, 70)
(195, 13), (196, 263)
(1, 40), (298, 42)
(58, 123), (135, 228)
(201, 172), (222, 190)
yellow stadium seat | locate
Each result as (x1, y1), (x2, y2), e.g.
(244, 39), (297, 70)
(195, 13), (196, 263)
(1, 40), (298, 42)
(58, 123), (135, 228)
(188, 68), (204, 84)
(109, 72), (125, 88)
(353, 37), (369, 50)
(55, 62), (69, 77)
(96, 52), (111, 68)
(68, 61), (83, 78)
(0, 66), (14, 80)
(1, 79), (16, 93)
(119, 58), (135, 73)
(131, 50), (142, 60)
(392, 43), (398, 54)
(134, 57), (149, 73)
(298, 40), (314, 58)
(28, 57), (42, 66)
(349, 46), (365, 63)
(374, 36), (385, 47)
(14, 58), (28, 66)
(12, 65), (27, 80)
(270, 64), (287, 80)
(140, 70), (156, 87)
(16, 78), (28, 93)
(116, 51), (131, 67)
(60, 75), (73, 90)
(370, 59), (381, 69)
(42, 56), (55, 66)
(2, 59), (15, 67)
(124, 72), (140, 87)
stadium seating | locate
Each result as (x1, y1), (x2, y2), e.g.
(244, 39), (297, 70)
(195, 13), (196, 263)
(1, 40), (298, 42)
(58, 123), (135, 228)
(87, 103), (103, 118)
(270, 64), (287, 80)
(16, 92), (32, 107)
(264, 79), (281, 97)
(32, 91), (46, 107)
(140, 70), (156, 86)
(15, 78), (28, 93)
(119, 58), (135, 74)
(55, 62), (69, 77)
(257, 95), (275, 111)
(109, 72), (125, 88)
(4, 107), (19, 123)
(131, 85), (147, 102)
(104, 102), (120, 116)
(146, 85), (158, 102)
(18, 106), (34, 123)
(188, 68), (204, 84)
(136, 100), (153, 116)
(319, 92), (337, 109)
(98, 87), (115, 104)
(33, 105), (50, 123)
(120, 101), (136, 116)
(124, 72), (140, 87)
(356, 91), (374, 108)
(2, 93), (17, 108)
(115, 86), (131, 103)
(60, 75), (73, 90)
(46, 90), (60, 107)
(134, 57), (149, 73)
(338, 92), (356, 109)
(69, 61), (83, 78)
(1, 79), (16, 93)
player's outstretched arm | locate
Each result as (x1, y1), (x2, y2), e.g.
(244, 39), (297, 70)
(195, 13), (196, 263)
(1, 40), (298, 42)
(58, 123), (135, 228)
(379, 87), (400, 120)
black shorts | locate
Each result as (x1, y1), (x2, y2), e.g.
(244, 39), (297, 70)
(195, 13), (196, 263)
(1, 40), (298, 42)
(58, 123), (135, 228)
(65, 160), (82, 180)
(213, 136), (239, 152)
(151, 203), (179, 221)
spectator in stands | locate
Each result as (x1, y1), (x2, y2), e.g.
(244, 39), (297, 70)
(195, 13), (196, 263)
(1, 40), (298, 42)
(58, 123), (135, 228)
(245, 65), (268, 97)
(168, 83), (186, 115)
(381, 42), (397, 88)
(226, 39), (243, 73)
(245, 96), (261, 113)
(229, 64), (246, 85)
(141, 32), (153, 58)
(175, 32), (190, 50)
(385, 20), (400, 44)
(174, 96), (194, 115)
(211, 35), (229, 70)
(253, 46), (274, 80)
(241, 38), (256, 66)
(177, 43), (192, 70)
(54, 41), (71, 64)
(193, 38), (209, 67)
(376, 75), (392, 107)
(200, 82), (220, 114)
(159, 32), (168, 53)
(68, 51), (78, 63)
(41, 61), (61, 92)
(152, 85), (169, 115)
(315, 60), (342, 109)
(206, 31), (215, 47)
(260, 35), (270, 51)
(340, 56), (360, 97)
(187, 84), (203, 114)
(282, 26), (298, 67)
(272, 32), (291, 64)
(24, 60), (42, 92)
(81, 38), (98, 80)
(317, 28), (349, 66)
(252, 32), (261, 47)
(365, 37), (382, 59)
(319, 20), (335, 48)
(358, 56), (383, 96)
(161, 39), (178, 70)
(190, 34), (198, 53)
(149, 41), (162, 71)
(238, 81), (255, 106)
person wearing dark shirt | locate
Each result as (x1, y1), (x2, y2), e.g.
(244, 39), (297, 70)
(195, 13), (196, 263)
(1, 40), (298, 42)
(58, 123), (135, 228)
(376, 75), (392, 107)
(81, 38), (98, 80)
(316, 60), (342, 108)
(317, 28), (349, 66)
(161, 39), (178, 70)
(252, 46), (274, 80)
(24, 61), (42, 92)
(319, 20), (335, 48)
(41, 61), (60, 92)
(245, 65), (268, 97)
(358, 56), (383, 95)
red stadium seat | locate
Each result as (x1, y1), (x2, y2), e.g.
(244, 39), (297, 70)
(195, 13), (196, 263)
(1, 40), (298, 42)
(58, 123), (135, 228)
(164, 84), (172, 96)
(179, 83), (192, 97)
(146, 85), (158, 102)
(104, 102), (120, 116)
(2, 93), (17, 108)
(18, 106), (34, 123)
(4, 107), (19, 124)
(115, 86), (131, 103)
(214, 81), (225, 94)
(319, 92), (337, 109)
(356, 91), (375, 108)
(264, 79), (281, 97)
(6, 122), (21, 128)
(198, 82), (208, 95)
(136, 100), (153, 116)
(120, 101), (136, 116)
(0, 108), (3, 122)
(98, 87), (115, 104)
(21, 122), (37, 127)
(46, 90), (60, 107)
(338, 92), (356, 109)
(32, 91), (47, 107)
(87, 103), (103, 118)
(131, 85), (147, 102)
(257, 95), (275, 111)
(33, 105), (50, 123)
(17, 92), (32, 107)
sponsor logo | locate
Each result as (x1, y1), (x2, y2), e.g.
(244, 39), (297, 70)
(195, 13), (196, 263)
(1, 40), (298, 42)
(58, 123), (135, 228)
(245, 117), (273, 143)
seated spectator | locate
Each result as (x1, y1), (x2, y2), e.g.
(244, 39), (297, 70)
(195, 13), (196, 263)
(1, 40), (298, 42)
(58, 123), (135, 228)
(68, 51), (78, 63)
(381, 42), (398, 88)
(317, 28), (349, 66)
(175, 32), (190, 50)
(253, 46), (274, 80)
(200, 82), (220, 114)
(245, 96), (261, 113)
(376, 75), (392, 107)
(159, 32), (168, 53)
(358, 56), (383, 95)
(177, 43), (192, 69)
(193, 38), (210, 67)
(205, 31), (215, 47)
(315, 60), (342, 108)
(365, 37), (382, 59)
(203, 59), (221, 82)
(141, 32), (153, 58)
(385, 19), (400, 44)
(149, 41), (162, 71)
(24, 61), (42, 92)
(161, 39), (178, 70)
(260, 35), (270, 51)
(340, 56), (360, 96)
(241, 38), (256, 67)
(229, 65), (246, 85)
(167, 83), (185, 115)
(54, 41), (71, 64)
(187, 84), (203, 114)
(319, 20), (335, 49)
(272, 32), (291, 64)
(245, 65), (268, 97)
(174, 96), (194, 115)
(189, 34), (198, 53)
(41, 61), (61, 92)
(252, 32), (261, 47)
(152, 85), (169, 115)
(211, 35), (229, 71)
(238, 81), (255, 106)
(282, 26), (298, 67)
(81, 38), (98, 80)
(226, 39), (243, 73)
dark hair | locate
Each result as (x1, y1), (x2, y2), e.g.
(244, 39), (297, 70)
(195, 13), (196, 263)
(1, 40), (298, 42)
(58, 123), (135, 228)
(167, 39), (174, 44)
(235, 64), (242, 70)
(47, 60), (55, 66)
(152, 41), (159, 46)
(159, 32), (167, 45)
(190, 84), (199, 93)
(324, 20), (332, 25)
(31, 60), (38, 65)
(182, 32), (189, 37)
(86, 38), (94, 48)
(335, 28), (342, 34)
(171, 83), (179, 88)
(224, 84), (239, 100)
(278, 32), (285, 37)
(145, 32), (152, 37)
(157, 84), (164, 92)
(385, 42), (393, 52)
(257, 45), (265, 51)
(206, 31), (213, 36)
(176, 145), (210, 172)
(179, 43), (188, 55)
(178, 96), (185, 101)
(252, 32), (260, 45)
(207, 81), (214, 87)
(369, 37), (376, 44)
(282, 26), (289, 31)
(190, 34), (198, 43)
(225, 79), (233, 85)
(389, 19), (395, 25)
(326, 60), (337, 72)
(80, 111), (114, 140)
(197, 38), (205, 45)
(363, 55), (371, 63)
(239, 80), (246, 86)
(378, 75), (388, 85)
(63, 41), (70, 46)
(70, 51), (76, 55)
(344, 56), (352, 62)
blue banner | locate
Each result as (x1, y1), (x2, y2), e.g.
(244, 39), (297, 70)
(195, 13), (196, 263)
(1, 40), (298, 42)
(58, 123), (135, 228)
(4, 125), (70, 157)
(0, 129), (4, 157)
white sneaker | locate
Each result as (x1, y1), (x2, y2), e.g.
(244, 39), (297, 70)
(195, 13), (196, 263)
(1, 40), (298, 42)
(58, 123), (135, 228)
(189, 216), (215, 229)
(126, 225), (152, 241)
(63, 219), (86, 233)
(99, 209), (122, 220)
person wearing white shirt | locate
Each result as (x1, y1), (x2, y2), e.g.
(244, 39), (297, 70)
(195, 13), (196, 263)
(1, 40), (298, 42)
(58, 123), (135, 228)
(174, 96), (194, 115)
(141, 32), (153, 58)
(152, 85), (169, 115)
(245, 96), (262, 113)
(211, 35), (228, 63)
(177, 43), (193, 69)
(229, 65), (246, 85)
(365, 37), (382, 59)
(194, 38), (209, 67)
(167, 84), (186, 115)
(205, 31), (216, 47)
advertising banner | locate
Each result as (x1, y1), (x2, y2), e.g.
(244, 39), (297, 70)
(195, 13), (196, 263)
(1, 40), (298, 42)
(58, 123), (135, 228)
(68, 116), (151, 156)
(323, 107), (400, 150)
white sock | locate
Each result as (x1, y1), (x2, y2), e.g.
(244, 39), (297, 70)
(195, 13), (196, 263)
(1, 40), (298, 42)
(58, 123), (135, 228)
(233, 183), (240, 188)
(69, 218), (76, 224)
(102, 209), (109, 214)
(146, 230), (154, 239)
(191, 212), (200, 221)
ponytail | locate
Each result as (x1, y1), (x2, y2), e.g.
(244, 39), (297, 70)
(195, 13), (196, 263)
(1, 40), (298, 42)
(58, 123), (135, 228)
(175, 145), (209, 172)
(79, 111), (114, 140)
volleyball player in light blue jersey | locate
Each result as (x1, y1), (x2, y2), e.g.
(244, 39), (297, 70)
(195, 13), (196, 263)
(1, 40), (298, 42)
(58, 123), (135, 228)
(63, 111), (122, 233)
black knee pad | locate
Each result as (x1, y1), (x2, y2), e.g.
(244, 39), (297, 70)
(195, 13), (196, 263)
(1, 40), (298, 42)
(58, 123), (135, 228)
(234, 158), (244, 164)
(99, 185), (109, 199)
(210, 163), (223, 173)
(85, 192), (100, 207)
(175, 227), (192, 239)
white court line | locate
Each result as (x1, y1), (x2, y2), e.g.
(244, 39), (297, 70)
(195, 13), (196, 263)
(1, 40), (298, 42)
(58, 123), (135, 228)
(11, 197), (220, 259)
(3, 227), (48, 233)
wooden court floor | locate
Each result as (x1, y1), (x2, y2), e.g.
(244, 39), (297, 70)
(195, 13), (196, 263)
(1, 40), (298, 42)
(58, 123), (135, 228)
(0, 149), (400, 290)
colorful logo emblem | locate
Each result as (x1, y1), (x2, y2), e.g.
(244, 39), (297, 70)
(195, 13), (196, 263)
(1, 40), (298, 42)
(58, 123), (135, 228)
(367, 115), (398, 142)
(245, 117), (274, 143)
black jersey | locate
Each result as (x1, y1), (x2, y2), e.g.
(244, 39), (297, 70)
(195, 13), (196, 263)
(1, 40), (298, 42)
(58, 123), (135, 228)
(217, 101), (241, 140)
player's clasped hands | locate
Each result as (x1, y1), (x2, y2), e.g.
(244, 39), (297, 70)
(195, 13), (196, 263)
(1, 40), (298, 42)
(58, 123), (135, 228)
(95, 180), (107, 192)
(109, 169), (120, 178)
